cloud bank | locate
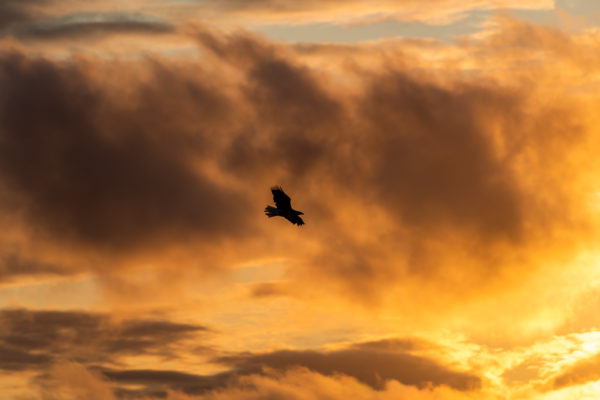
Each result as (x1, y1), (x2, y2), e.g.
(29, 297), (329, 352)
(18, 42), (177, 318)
(3, 14), (600, 400)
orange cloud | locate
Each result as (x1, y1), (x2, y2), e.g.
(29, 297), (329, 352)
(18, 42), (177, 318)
(3, 16), (600, 400)
(1, 21), (599, 313)
(183, 0), (553, 25)
(32, 362), (487, 400)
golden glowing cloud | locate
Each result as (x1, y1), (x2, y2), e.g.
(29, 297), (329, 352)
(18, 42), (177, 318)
(2, 3), (600, 399)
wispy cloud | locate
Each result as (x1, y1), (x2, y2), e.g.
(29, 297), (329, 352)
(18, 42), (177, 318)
(0, 308), (207, 371)
(216, 344), (481, 390)
(16, 13), (174, 40)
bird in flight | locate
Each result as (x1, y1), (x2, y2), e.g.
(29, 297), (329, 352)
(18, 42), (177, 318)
(265, 186), (305, 226)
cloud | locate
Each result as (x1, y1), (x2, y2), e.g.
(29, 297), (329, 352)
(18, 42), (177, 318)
(192, 26), (599, 310)
(0, 0), (48, 31)
(99, 337), (473, 396)
(105, 337), (481, 396)
(2, 11), (600, 400)
(12, 334), (481, 398)
(34, 361), (118, 400)
(0, 0), (556, 38)
(0, 250), (69, 283)
(551, 352), (600, 389)
(351, 337), (431, 352)
(0, 50), (252, 253)
(216, 341), (481, 390)
(0, 344), (52, 371)
(194, 27), (523, 241)
(185, 0), (553, 25)
(0, 20), (599, 332)
(16, 13), (175, 41)
(189, 369), (485, 400)
(358, 72), (524, 239)
(100, 368), (235, 397)
(0, 308), (207, 371)
(32, 363), (486, 400)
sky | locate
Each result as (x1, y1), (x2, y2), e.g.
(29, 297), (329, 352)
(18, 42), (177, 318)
(2, 0), (600, 399)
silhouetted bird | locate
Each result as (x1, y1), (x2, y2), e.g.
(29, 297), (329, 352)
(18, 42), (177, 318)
(265, 186), (305, 226)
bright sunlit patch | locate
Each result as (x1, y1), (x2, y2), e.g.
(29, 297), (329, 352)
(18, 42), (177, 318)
(576, 332), (600, 355)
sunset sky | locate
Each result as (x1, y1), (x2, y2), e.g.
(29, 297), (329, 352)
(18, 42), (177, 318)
(2, 1), (600, 399)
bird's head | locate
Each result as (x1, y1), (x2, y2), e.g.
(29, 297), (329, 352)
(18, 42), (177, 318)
(296, 211), (304, 215)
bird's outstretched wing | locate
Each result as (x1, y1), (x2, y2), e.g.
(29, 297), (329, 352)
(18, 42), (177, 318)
(271, 186), (291, 211)
(286, 214), (305, 226)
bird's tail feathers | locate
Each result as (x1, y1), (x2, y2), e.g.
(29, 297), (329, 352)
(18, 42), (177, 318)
(264, 206), (279, 217)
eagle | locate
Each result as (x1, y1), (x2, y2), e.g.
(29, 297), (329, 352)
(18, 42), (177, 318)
(265, 186), (305, 226)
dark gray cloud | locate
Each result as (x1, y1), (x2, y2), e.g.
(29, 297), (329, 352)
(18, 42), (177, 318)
(38, 337), (478, 397)
(0, 51), (251, 252)
(0, 344), (51, 371)
(216, 341), (481, 390)
(100, 368), (235, 397)
(0, 250), (68, 283)
(192, 28), (590, 297)
(195, 29), (344, 185)
(0, 0), (48, 31)
(196, 28), (525, 240)
(0, 308), (207, 371)
(360, 74), (524, 240)
(0, 26), (587, 297)
(17, 13), (174, 40)
(0, 2), (175, 41)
